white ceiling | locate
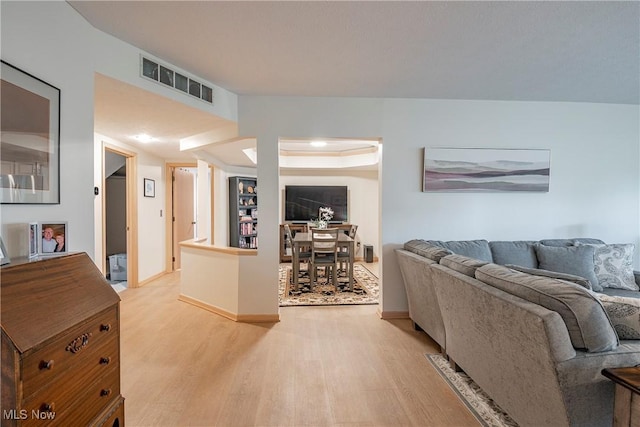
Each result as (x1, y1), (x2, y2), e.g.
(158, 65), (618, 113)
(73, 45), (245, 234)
(76, 1), (639, 165)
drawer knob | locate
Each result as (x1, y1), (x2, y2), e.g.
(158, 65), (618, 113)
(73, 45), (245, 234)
(100, 323), (111, 332)
(100, 388), (112, 397)
(40, 360), (54, 370)
(41, 402), (55, 412)
(100, 357), (111, 365)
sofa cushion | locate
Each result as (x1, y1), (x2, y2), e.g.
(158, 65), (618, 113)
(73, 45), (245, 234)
(476, 264), (618, 352)
(489, 241), (538, 268)
(534, 244), (601, 292)
(539, 238), (605, 247)
(600, 288), (640, 299)
(440, 254), (488, 277)
(577, 243), (638, 291)
(505, 265), (592, 290)
(596, 294), (640, 339)
(404, 240), (452, 262)
(427, 240), (493, 262)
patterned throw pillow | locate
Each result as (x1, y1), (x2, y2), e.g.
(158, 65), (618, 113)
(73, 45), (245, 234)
(597, 294), (640, 339)
(579, 243), (638, 291)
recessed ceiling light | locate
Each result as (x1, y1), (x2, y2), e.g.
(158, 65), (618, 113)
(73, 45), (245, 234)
(134, 133), (155, 143)
(310, 140), (327, 147)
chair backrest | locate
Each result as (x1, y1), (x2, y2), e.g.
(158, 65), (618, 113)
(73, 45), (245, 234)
(311, 228), (339, 259)
(284, 224), (294, 244)
(348, 224), (358, 239)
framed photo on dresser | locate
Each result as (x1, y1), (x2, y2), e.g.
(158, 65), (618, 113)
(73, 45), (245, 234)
(39, 222), (67, 255)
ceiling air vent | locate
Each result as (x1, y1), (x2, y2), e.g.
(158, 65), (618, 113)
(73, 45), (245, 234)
(140, 56), (213, 105)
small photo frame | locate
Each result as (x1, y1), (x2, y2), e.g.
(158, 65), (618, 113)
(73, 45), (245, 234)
(0, 236), (10, 265)
(28, 222), (38, 258)
(39, 222), (67, 255)
(144, 178), (155, 198)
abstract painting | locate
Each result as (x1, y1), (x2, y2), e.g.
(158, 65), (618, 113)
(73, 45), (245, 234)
(423, 148), (550, 192)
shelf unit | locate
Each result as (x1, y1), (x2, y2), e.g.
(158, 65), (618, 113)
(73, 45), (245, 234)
(229, 176), (258, 249)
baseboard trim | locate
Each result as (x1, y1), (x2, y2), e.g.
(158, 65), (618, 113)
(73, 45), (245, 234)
(237, 313), (280, 323)
(178, 294), (280, 323)
(354, 257), (379, 263)
(377, 309), (410, 320)
(137, 271), (168, 287)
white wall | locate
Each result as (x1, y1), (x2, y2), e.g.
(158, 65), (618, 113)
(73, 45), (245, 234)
(1, 1), (97, 258)
(279, 170), (379, 258)
(2, 1), (237, 280)
(239, 96), (640, 315)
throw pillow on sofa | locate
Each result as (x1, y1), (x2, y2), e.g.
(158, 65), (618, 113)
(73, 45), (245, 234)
(476, 264), (618, 352)
(426, 240), (493, 262)
(534, 244), (602, 291)
(489, 241), (538, 268)
(576, 243), (638, 291)
(404, 240), (452, 262)
(596, 294), (640, 339)
(440, 254), (488, 277)
(505, 265), (592, 290)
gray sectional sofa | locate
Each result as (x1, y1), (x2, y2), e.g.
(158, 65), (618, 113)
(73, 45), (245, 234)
(396, 238), (640, 427)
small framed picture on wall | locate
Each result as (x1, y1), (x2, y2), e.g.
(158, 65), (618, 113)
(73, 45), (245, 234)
(144, 178), (155, 198)
(39, 222), (67, 255)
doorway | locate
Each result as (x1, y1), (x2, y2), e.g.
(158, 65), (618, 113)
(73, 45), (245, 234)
(103, 144), (139, 287)
(167, 164), (198, 271)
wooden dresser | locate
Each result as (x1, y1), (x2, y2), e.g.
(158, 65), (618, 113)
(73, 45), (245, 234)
(1, 253), (124, 426)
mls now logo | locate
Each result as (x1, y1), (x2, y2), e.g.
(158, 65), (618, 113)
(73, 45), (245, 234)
(3, 409), (56, 420)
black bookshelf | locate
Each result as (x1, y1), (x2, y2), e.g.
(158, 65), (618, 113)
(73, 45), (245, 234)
(229, 176), (258, 249)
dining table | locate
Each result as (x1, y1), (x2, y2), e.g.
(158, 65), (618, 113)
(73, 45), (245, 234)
(291, 231), (355, 292)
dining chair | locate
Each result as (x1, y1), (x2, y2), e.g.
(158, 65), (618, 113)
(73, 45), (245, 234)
(310, 227), (340, 288)
(338, 224), (358, 273)
(285, 224), (310, 284)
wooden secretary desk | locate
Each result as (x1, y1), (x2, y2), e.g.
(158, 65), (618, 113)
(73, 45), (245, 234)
(1, 253), (124, 426)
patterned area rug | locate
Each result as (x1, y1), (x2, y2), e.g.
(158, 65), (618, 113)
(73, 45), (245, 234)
(279, 263), (379, 306)
(425, 354), (519, 427)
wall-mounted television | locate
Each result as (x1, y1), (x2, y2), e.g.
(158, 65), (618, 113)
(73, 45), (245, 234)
(285, 185), (348, 222)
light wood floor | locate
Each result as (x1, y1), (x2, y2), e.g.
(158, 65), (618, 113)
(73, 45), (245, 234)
(119, 270), (479, 426)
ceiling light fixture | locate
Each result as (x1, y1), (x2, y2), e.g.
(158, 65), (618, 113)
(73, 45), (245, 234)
(310, 140), (327, 147)
(134, 133), (155, 143)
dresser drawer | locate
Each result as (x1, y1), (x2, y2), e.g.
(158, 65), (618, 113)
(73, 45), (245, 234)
(21, 307), (118, 396)
(22, 365), (120, 427)
(22, 333), (119, 411)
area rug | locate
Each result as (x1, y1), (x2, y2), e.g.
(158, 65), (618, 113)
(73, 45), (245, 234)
(425, 354), (519, 427)
(279, 263), (379, 306)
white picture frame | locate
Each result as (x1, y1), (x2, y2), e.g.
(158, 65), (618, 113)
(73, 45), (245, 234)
(28, 222), (38, 258)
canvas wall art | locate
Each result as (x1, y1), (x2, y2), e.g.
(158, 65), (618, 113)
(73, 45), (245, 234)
(423, 148), (550, 192)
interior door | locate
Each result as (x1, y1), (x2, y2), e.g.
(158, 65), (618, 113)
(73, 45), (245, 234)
(173, 167), (195, 270)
